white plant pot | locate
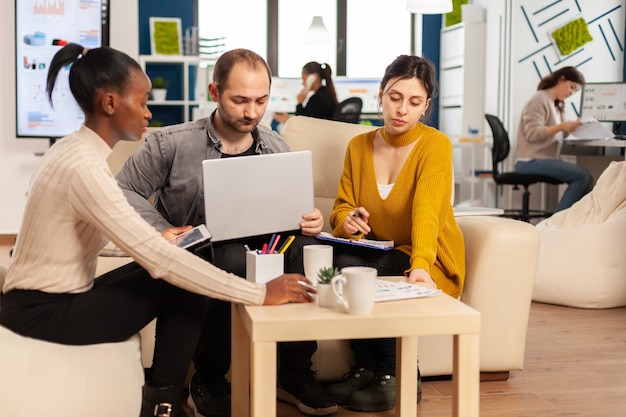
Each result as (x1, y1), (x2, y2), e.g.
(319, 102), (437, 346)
(317, 283), (338, 308)
(151, 88), (167, 101)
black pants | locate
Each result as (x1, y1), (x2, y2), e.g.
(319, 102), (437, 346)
(0, 262), (209, 387)
(193, 232), (318, 381)
(333, 244), (411, 376)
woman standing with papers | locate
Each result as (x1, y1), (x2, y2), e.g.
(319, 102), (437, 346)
(515, 66), (593, 212)
(325, 55), (465, 412)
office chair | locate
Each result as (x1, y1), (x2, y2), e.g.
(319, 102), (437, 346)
(332, 97), (363, 124)
(485, 113), (564, 222)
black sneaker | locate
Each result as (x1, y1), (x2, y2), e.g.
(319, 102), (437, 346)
(346, 373), (396, 412)
(325, 367), (375, 405)
(186, 374), (230, 417)
(277, 370), (338, 416)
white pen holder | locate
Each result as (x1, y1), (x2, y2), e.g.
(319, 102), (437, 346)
(246, 251), (284, 283)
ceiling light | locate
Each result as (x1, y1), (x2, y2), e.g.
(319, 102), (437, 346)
(304, 16), (331, 45)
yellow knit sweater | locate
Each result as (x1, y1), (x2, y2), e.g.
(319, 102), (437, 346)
(330, 122), (465, 297)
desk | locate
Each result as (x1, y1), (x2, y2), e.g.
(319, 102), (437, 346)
(561, 139), (626, 182)
(231, 291), (481, 417)
(563, 138), (626, 156)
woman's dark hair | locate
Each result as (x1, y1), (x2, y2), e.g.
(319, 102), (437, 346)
(303, 61), (338, 105)
(380, 55), (438, 120)
(46, 43), (142, 115)
(537, 66), (585, 111)
(213, 48), (272, 92)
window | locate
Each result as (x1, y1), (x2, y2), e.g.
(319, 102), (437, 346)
(346, 0), (413, 78)
(277, 0), (337, 77)
(197, 0), (418, 79)
(197, 0), (267, 58)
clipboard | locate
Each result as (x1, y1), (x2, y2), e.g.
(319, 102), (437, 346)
(315, 232), (394, 251)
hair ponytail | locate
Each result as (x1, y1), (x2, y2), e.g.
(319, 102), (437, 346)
(302, 61), (338, 105)
(46, 43), (85, 108)
(46, 43), (142, 115)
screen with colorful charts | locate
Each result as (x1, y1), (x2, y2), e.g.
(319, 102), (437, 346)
(15, 0), (109, 139)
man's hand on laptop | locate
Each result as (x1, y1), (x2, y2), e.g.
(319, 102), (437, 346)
(264, 274), (316, 304)
(300, 208), (323, 236)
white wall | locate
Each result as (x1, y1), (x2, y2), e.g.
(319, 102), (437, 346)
(0, 0), (139, 234)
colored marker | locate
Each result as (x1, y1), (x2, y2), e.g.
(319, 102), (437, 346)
(261, 243), (268, 255)
(267, 234), (277, 253)
(269, 234), (281, 254)
(278, 235), (296, 254)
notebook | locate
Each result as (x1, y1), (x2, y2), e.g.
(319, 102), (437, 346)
(202, 151), (314, 242)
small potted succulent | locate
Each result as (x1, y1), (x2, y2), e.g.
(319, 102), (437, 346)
(151, 77), (169, 101)
(317, 266), (340, 307)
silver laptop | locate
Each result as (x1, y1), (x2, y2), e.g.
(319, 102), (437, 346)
(202, 151), (314, 242)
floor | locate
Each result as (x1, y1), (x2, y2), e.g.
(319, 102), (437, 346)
(1, 237), (625, 417)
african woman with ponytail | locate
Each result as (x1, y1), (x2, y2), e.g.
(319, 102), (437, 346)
(0, 43), (314, 417)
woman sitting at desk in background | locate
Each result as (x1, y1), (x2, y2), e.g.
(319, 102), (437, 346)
(515, 66), (594, 212)
(0, 43), (314, 417)
(273, 61), (338, 124)
(324, 55), (465, 413)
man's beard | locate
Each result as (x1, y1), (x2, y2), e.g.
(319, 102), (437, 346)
(217, 105), (259, 134)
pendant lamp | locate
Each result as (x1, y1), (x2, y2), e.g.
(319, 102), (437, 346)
(304, 16), (331, 45)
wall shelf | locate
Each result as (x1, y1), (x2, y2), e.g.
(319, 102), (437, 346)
(139, 55), (214, 124)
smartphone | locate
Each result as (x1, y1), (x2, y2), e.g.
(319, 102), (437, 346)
(305, 74), (316, 91)
(168, 224), (212, 249)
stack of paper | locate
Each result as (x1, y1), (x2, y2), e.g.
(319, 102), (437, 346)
(375, 279), (441, 302)
(568, 117), (615, 140)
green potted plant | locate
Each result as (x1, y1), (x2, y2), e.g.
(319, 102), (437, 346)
(317, 266), (340, 307)
(151, 76), (169, 101)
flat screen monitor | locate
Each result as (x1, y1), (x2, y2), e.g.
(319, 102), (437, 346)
(268, 77), (302, 113)
(15, 0), (110, 141)
(268, 76), (382, 116)
(333, 77), (381, 114)
(580, 82), (626, 138)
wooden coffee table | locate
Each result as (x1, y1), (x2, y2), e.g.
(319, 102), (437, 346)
(231, 289), (480, 417)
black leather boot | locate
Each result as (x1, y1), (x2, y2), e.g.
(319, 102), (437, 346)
(140, 384), (185, 417)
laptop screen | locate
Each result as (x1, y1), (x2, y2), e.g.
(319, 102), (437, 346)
(202, 151), (315, 242)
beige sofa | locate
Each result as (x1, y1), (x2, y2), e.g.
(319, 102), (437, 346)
(95, 116), (539, 380)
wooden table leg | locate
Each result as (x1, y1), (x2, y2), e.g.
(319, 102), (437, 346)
(231, 304), (250, 417)
(250, 341), (276, 417)
(396, 335), (418, 417)
(452, 334), (480, 417)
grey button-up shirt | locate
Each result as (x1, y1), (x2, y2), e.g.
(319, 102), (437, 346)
(116, 112), (290, 232)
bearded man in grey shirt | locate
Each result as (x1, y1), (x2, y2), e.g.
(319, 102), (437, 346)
(116, 49), (337, 417)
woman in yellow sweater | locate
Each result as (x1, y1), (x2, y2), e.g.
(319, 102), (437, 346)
(326, 55), (465, 412)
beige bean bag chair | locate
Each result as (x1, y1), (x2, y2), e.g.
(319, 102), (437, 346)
(0, 266), (144, 417)
(533, 161), (626, 308)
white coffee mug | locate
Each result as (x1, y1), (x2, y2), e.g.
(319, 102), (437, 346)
(331, 266), (377, 315)
(303, 245), (333, 283)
